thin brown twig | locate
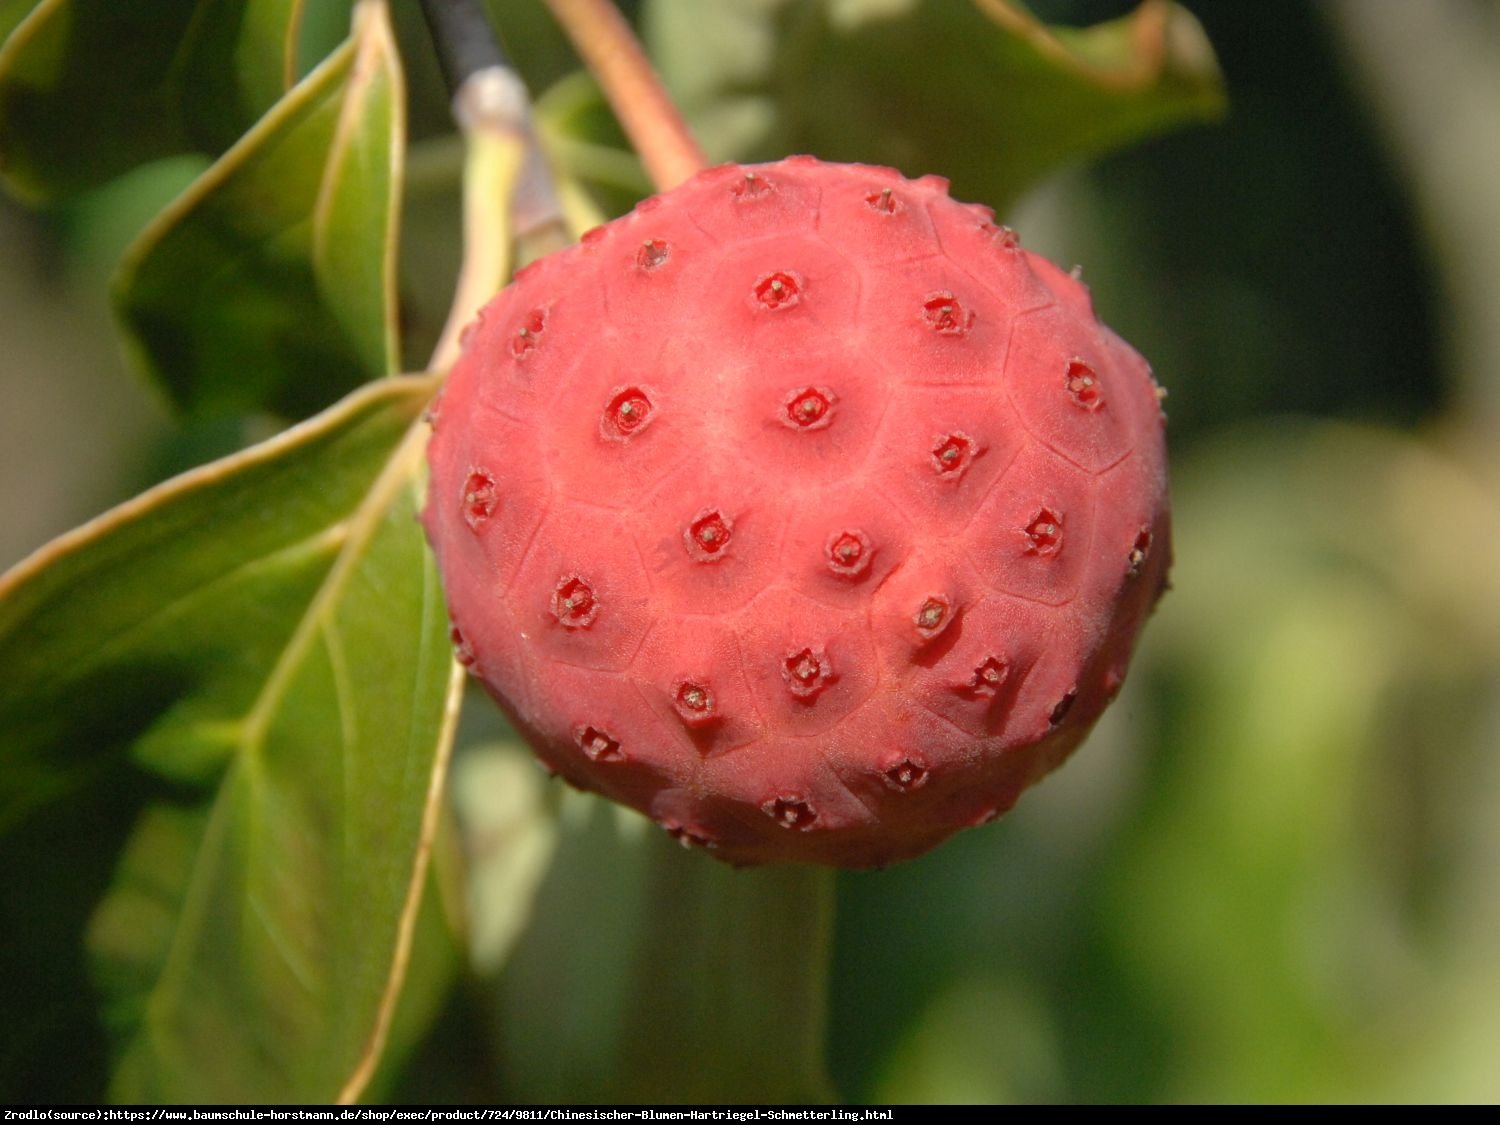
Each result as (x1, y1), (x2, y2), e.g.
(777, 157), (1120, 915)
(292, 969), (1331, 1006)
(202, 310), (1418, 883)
(543, 0), (707, 191)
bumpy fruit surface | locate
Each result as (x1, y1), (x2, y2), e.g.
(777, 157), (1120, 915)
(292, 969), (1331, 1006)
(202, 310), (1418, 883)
(423, 157), (1170, 867)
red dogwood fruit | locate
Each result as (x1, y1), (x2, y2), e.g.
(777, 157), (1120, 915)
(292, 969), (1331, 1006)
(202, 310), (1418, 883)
(423, 157), (1170, 867)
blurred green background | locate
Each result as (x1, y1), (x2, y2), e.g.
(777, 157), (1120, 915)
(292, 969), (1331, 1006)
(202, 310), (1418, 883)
(3, 0), (1499, 1103)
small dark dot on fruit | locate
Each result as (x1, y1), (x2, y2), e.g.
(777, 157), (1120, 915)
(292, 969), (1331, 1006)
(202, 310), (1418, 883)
(1024, 509), (1064, 556)
(1050, 689), (1078, 726)
(663, 823), (714, 849)
(462, 469), (497, 528)
(552, 575), (599, 629)
(967, 656), (1008, 697)
(980, 221), (1020, 250)
(783, 386), (833, 429)
(931, 432), (977, 477)
(637, 239), (670, 270)
(782, 647), (832, 699)
(604, 386), (654, 439)
(449, 623), (475, 668)
(674, 680), (716, 726)
(511, 308), (546, 358)
(922, 291), (971, 335)
(883, 757), (929, 791)
(914, 596), (950, 639)
(1127, 528), (1153, 578)
(1104, 666), (1126, 698)
(576, 725), (622, 762)
(754, 271), (802, 310)
(733, 170), (772, 200)
(1065, 358), (1103, 410)
(826, 529), (873, 578)
(685, 509), (733, 561)
(764, 796), (816, 829)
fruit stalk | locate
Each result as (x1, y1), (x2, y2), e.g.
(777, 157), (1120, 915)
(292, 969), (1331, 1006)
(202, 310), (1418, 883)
(420, 0), (567, 371)
(542, 0), (707, 190)
(428, 83), (526, 374)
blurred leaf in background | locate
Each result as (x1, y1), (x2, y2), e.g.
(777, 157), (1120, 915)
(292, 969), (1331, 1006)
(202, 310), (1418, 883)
(113, 0), (405, 420)
(1110, 422), (1500, 1101)
(480, 782), (834, 1104)
(0, 0), (301, 202)
(646, 0), (1224, 212)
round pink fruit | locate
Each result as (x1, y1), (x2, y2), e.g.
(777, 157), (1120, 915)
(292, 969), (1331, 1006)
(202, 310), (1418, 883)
(423, 157), (1170, 867)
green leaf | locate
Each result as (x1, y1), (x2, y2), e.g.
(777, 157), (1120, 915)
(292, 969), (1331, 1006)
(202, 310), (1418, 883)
(113, 0), (404, 420)
(0, 0), (302, 202)
(359, 844), (467, 1103)
(486, 793), (836, 1103)
(647, 0), (1225, 213)
(0, 374), (461, 1102)
(0, 1), (38, 45)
